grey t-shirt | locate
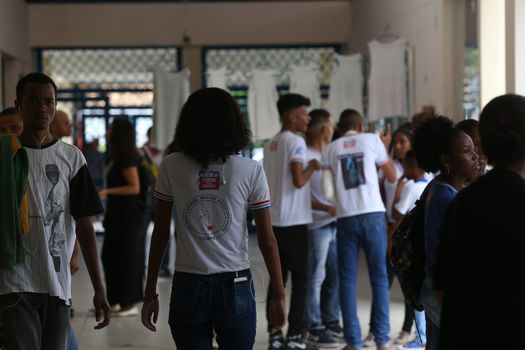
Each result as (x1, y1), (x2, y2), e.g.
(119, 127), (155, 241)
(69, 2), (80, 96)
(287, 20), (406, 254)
(155, 153), (270, 274)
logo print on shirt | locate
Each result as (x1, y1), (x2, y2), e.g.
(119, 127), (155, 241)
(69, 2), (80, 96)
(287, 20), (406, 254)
(270, 141), (278, 151)
(294, 147), (305, 155)
(344, 140), (356, 149)
(183, 194), (232, 240)
(199, 170), (220, 190)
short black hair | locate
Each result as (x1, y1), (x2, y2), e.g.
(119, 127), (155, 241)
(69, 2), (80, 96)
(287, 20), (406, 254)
(277, 93), (310, 117)
(16, 72), (58, 101)
(173, 88), (250, 168)
(413, 116), (463, 173)
(338, 109), (363, 132)
(479, 94), (525, 167)
(456, 119), (479, 136)
(0, 107), (18, 118)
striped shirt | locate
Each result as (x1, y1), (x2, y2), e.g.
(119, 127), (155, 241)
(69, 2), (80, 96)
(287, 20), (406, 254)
(0, 139), (103, 304)
(155, 153), (270, 274)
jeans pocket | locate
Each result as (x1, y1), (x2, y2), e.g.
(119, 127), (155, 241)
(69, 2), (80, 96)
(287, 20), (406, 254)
(222, 280), (254, 317)
(169, 277), (202, 324)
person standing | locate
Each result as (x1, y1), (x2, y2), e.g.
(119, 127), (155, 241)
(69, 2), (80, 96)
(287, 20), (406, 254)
(99, 118), (145, 316)
(323, 109), (396, 350)
(304, 109), (342, 348)
(0, 72), (110, 349)
(264, 93), (320, 350)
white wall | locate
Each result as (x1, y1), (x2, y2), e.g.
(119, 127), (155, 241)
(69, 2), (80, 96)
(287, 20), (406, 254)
(27, 1), (352, 90)
(351, 0), (464, 119)
(0, 0), (30, 107)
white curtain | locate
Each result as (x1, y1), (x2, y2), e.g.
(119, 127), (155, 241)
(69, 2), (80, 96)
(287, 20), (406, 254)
(367, 39), (408, 122)
(206, 66), (228, 90)
(248, 69), (281, 140)
(153, 67), (190, 149)
(289, 63), (321, 109)
(327, 53), (364, 122)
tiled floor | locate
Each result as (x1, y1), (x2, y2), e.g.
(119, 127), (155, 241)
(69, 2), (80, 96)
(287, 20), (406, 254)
(71, 232), (410, 349)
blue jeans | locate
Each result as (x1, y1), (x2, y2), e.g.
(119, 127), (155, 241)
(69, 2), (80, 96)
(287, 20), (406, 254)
(67, 324), (79, 350)
(337, 213), (390, 347)
(421, 275), (441, 350)
(168, 269), (256, 350)
(413, 310), (427, 345)
(307, 222), (340, 327)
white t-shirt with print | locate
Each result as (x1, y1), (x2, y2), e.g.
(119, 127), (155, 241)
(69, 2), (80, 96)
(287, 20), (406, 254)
(307, 147), (336, 231)
(323, 131), (389, 218)
(395, 179), (430, 215)
(0, 139), (102, 304)
(154, 153), (271, 275)
(263, 131), (312, 227)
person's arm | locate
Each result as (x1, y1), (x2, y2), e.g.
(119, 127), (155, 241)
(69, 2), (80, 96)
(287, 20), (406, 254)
(312, 200), (336, 217)
(252, 208), (286, 334)
(142, 199), (173, 332)
(99, 166), (140, 198)
(291, 159), (320, 188)
(75, 217), (111, 329)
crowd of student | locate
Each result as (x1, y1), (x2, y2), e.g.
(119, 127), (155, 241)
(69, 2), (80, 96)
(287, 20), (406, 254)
(0, 72), (524, 350)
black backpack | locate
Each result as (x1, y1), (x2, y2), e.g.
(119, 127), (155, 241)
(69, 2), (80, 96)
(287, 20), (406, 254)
(389, 189), (429, 311)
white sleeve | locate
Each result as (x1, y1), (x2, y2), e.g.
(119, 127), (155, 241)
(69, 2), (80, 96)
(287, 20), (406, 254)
(394, 183), (417, 215)
(290, 136), (307, 164)
(248, 162), (271, 211)
(154, 157), (174, 202)
(375, 134), (389, 165)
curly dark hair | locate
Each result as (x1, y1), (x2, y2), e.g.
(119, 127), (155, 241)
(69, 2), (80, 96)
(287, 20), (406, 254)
(173, 88), (250, 168)
(413, 116), (463, 173)
(109, 117), (139, 162)
(456, 119), (479, 136)
(479, 94), (525, 167)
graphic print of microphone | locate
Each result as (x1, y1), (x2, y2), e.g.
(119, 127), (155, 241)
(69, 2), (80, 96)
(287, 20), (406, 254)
(45, 164), (61, 272)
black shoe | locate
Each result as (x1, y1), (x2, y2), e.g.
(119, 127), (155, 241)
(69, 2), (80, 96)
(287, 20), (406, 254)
(285, 334), (318, 350)
(269, 333), (285, 350)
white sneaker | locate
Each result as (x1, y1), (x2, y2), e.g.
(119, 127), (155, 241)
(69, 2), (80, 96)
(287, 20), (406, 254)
(363, 333), (375, 348)
(114, 306), (139, 317)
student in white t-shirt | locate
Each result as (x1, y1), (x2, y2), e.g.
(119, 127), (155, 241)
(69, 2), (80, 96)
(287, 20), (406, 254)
(304, 109), (343, 347)
(141, 88), (286, 350)
(0, 73), (110, 350)
(323, 109), (396, 350)
(263, 93), (321, 350)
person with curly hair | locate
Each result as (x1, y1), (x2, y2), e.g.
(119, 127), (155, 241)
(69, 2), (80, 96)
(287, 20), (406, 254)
(435, 94), (525, 349)
(141, 88), (286, 350)
(413, 116), (479, 350)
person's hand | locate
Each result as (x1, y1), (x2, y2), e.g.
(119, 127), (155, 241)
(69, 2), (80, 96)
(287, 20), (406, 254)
(380, 124), (392, 149)
(327, 206), (337, 217)
(142, 295), (160, 332)
(268, 294), (287, 334)
(98, 189), (107, 200)
(308, 159), (321, 171)
(93, 292), (111, 329)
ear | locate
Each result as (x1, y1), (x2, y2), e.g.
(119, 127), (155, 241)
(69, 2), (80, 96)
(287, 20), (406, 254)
(440, 154), (450, 169)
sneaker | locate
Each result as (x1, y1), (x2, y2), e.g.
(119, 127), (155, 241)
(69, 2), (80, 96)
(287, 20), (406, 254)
(377, 343), (393, 350)
(393, 331), (411, 345)
(306, 328), (339, 348)
(269, 333), (285, 350)
(363, 333), (375, 348)
(325, 323), (345, 343)
(398, 340), (426, 349)
(285, 335), (318, 350)
(114, 306), (139, 317)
